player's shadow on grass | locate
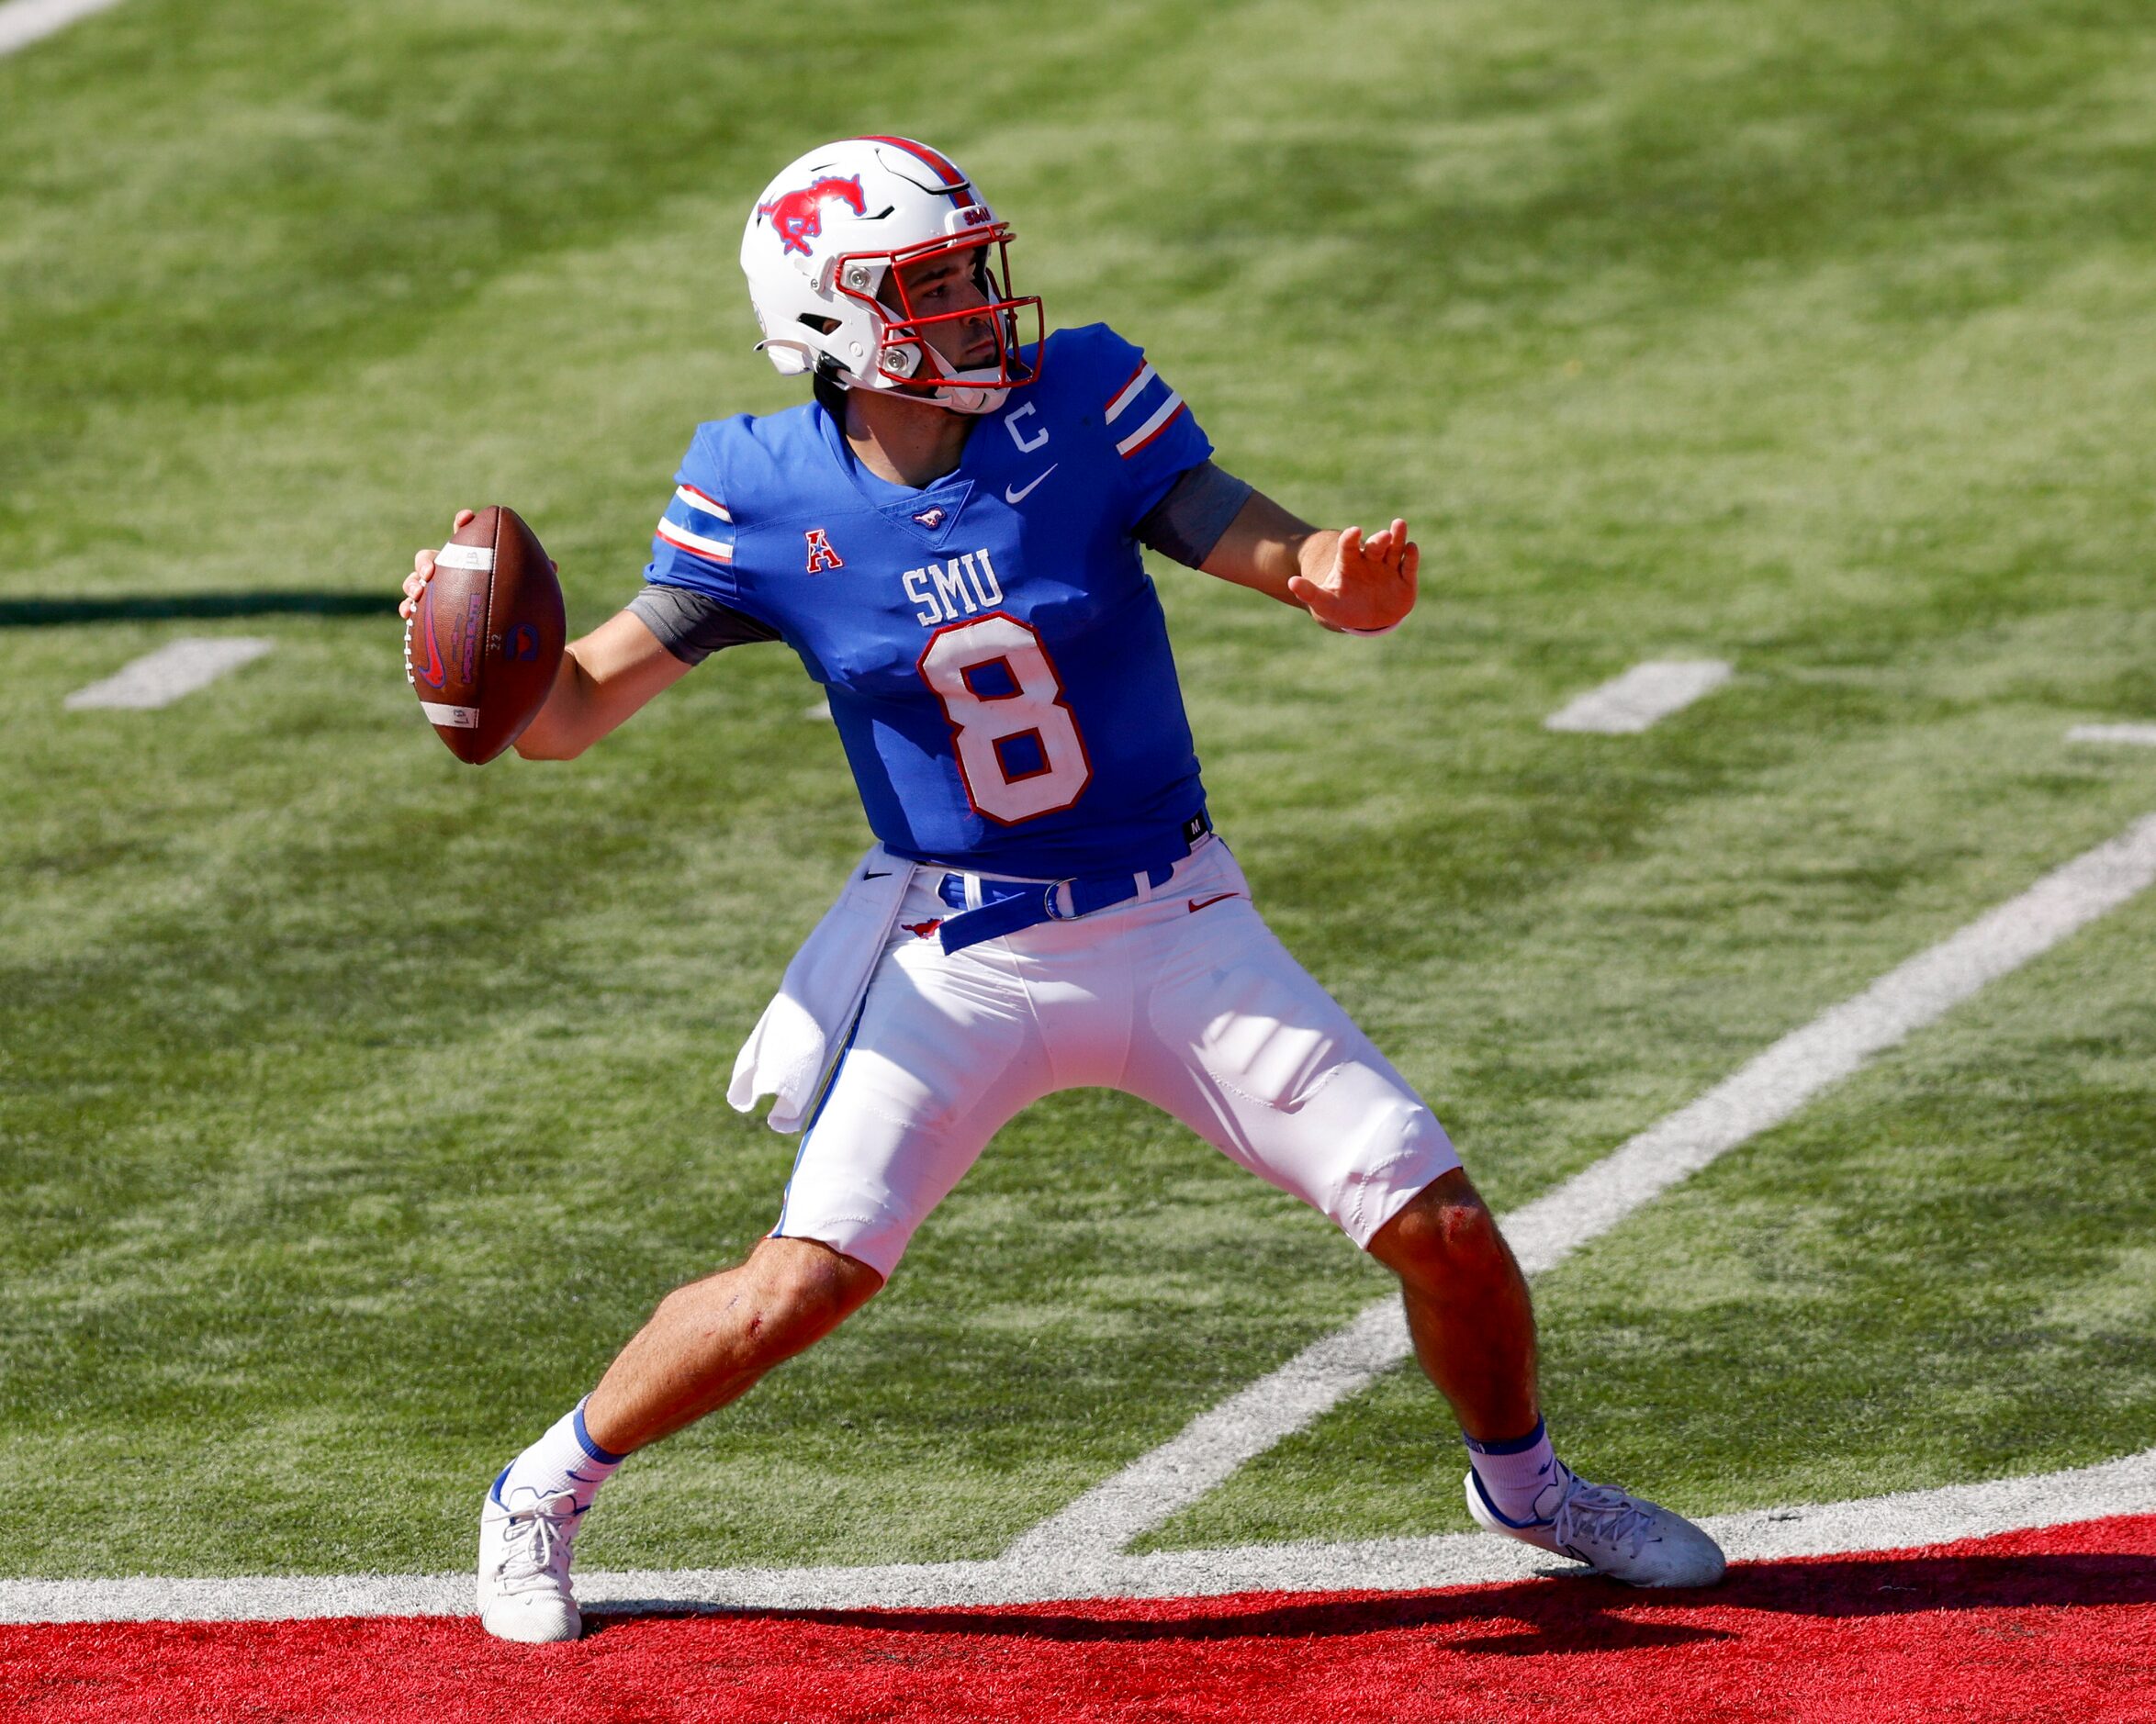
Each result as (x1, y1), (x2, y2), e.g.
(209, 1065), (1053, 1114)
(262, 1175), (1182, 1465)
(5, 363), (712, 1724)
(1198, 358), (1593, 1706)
(585, 1550), (2156, 1656)
(0, 593), (395, 627)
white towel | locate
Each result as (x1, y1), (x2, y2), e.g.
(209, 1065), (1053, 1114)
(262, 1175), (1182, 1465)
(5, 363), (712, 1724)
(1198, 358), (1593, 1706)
(728, 845), (916, 1133)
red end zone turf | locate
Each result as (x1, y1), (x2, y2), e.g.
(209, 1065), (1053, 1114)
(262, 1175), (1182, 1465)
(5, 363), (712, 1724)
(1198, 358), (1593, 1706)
(10, 1517), (2155, 1724)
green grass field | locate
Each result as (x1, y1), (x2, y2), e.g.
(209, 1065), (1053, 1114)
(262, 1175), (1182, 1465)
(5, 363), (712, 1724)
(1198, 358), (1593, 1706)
(4, 0), (2153, 1582)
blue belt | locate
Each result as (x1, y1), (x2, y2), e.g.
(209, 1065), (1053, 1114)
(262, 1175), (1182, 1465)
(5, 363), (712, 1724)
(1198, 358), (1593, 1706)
(933, 811), (1211, 955)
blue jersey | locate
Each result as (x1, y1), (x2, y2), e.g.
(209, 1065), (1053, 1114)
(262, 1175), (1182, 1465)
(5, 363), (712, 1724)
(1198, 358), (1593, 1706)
(641, 324), (1216, 878)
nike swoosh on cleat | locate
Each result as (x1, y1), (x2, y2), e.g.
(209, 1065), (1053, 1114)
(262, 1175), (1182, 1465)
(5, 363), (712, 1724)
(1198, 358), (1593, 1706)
(1187, 892), (1241, 914)
(1004, 465), (1057, 505)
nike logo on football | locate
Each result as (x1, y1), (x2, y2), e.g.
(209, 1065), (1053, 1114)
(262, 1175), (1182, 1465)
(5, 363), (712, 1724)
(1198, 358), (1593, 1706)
(1004, 465), (1057, 505)
(1187, 892), (1240, 914)
(410, 583), (447, 689)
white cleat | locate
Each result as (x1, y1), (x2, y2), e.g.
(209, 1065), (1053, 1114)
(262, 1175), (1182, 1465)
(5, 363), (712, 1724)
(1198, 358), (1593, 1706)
(1465, 1466), (1727, 1588)
(477, 1476), (585, 1642)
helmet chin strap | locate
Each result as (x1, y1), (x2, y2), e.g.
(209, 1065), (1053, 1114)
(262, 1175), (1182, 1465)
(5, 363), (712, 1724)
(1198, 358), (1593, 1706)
(869, 335), (1008, 416)
(929, 378), (1005, 415)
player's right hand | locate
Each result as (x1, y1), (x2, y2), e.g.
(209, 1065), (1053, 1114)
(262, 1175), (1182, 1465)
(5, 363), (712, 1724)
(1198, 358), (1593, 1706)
(399, 509), (477, 621)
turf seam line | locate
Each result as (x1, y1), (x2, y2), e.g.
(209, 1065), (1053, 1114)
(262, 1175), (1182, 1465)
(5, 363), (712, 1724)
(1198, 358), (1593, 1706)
(1004, 808), (2156, 1564)
(62, 637), (275, 711)
(1543, 658), (1734, 733)
(0, 0), (124, 57)
(2, 1447), (2148, 1623)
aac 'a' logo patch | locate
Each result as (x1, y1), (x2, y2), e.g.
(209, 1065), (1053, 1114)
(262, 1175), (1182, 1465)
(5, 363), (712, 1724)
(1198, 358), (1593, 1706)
(803, 528), (845, 573)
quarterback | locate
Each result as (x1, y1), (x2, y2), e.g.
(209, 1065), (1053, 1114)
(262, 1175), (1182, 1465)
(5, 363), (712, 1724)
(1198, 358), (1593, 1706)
(399, 135), (1725, 1643)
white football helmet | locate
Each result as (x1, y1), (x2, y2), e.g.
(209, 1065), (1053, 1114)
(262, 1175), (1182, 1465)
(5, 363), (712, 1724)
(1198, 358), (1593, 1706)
(740, 136), (1042, 415)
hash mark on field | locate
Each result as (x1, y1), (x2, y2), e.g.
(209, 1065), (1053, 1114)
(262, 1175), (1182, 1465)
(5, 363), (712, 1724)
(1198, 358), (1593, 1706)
(1, 1446), (2148, 1622)
(63, 637), (275, 711)
(0, 0), (125, 57)
(2068, 723), (2156, 747)
(1544, 658), (1733, 733)
(1005, 808), (2156, 1564)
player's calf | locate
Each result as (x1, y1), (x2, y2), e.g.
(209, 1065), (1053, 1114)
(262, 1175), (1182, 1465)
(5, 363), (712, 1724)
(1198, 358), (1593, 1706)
(1366, 1176), (1725, 1586)
(587, 1237), (884, 1450)
(478, 1237), (882, 1642)
(1367, 1172), (1541, 1441)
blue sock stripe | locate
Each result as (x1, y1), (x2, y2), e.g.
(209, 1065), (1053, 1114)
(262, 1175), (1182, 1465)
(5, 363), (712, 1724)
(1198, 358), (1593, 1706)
(1463, 1416), (1546, 1457)
(571, 1402), (627, 1467)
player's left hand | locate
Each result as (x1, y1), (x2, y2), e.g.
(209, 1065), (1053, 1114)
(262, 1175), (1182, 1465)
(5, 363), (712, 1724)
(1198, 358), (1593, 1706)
(1287, 519), (1418, 633)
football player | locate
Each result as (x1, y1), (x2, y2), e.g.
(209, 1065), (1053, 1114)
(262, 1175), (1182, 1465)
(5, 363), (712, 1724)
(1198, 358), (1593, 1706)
(400, 136), (1725, 1642)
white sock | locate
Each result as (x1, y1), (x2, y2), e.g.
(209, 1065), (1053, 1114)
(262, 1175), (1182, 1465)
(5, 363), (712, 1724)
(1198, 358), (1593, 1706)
(492, 1397), (625, 1516)
(1465, 1416), (1571, 1525)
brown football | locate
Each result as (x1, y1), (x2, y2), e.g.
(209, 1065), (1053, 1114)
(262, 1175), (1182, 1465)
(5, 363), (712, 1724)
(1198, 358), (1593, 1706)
(404, 506), (566, 765)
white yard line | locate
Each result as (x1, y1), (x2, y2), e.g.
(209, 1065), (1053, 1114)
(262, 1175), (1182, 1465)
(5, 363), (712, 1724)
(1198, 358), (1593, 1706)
(1544, 659), (1733, 733)
(1004, 808), (2156, 1564)
(2068, 723), (2156, 747)
(63, 637), (274, 711)
(3, 1446), (2149, 1625)
(0, 0), (124, 56)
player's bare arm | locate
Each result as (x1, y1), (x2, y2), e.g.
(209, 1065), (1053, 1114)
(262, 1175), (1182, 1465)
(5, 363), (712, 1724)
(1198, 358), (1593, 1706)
(400, 509), (691, 760)
(1199, 489), (1419, 633)
(508, 610), (691, 760)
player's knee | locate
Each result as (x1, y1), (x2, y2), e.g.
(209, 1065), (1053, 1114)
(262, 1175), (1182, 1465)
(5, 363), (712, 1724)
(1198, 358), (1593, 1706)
(747, 1237), (883, 1349)
(1370, 1171), (1512, 1285)
(648, 1241), (878, 1364)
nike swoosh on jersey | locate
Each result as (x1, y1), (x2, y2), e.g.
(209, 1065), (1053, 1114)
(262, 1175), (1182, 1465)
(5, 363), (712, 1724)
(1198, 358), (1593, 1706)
(1187, 892), (1241, 914)
(1004, 465), (1058, 505)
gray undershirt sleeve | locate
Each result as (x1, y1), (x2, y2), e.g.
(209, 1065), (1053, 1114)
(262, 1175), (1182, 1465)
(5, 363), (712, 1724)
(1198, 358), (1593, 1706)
(627, 584), (782, 666)
(1135, 459), (1258, 569)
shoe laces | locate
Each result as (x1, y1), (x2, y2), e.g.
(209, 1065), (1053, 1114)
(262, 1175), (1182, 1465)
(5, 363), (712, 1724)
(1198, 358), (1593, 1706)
(1551, 1479), (1657, 1561)
(493, 1496), (578, 1595)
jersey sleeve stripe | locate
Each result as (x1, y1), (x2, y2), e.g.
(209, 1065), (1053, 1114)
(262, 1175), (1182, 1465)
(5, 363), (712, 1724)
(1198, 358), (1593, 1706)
(667, 492), (732, 540)
(656, 519), (735, 562)
(675, 484), (733, 522)
(1104, 360), (1155, 423)
(1116, 393), (1187, 458)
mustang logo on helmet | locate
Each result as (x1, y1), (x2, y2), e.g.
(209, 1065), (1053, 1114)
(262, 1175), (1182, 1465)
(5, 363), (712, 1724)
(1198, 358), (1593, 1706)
(758, 174), (867, 257)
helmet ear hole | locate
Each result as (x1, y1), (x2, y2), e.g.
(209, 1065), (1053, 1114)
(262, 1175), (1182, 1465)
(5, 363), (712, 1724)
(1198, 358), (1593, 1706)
(798, 314), (841, 334)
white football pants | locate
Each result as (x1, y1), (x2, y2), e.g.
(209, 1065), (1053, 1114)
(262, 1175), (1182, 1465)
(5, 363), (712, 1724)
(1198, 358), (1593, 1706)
(771, 838), (1461, 1278)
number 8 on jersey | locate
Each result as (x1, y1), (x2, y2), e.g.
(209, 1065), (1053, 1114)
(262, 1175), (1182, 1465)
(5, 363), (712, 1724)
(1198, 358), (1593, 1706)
(918, 614), (1092, 823)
